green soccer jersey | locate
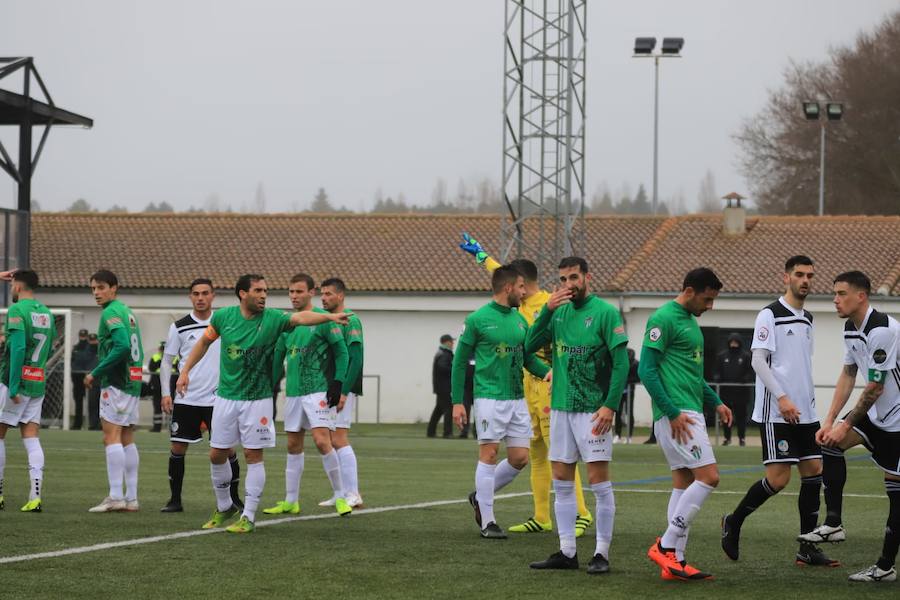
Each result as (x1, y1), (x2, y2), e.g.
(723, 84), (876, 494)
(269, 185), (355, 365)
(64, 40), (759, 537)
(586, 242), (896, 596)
(1, 298), (55, 397)
(96, 299), (144, 397)
(340, 310), (364, 396)
(643, 300), (707, 421)
(212, 305), (293, 401)
(451, 301), (548, 403)
(275, 308), (347, 397)
(528, 295), (628, 413)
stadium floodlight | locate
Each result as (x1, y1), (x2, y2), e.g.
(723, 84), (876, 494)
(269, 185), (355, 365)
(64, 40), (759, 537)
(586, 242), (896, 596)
(633, 37), (657, 55)
(802, 101), (821, 120)
(803, 100), (845, 215)
(826, 102), (844, 121)
(661, 37), (684, 55)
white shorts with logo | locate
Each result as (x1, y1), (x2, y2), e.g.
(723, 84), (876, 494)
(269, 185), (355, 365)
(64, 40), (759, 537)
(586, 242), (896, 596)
(210, 396), (276, 449)
(654, 410), (716, 470)
(0, 384), (43, 426)
(100, 387), (140, 427)
(284, 392), (334, 433)
(549, 410), (613, 463)
(334, 392), (356, 429)
(474, 398), (531, 447)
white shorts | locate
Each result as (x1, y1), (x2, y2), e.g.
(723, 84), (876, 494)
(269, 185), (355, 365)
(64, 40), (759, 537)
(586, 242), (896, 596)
(549, 410), (613, 463)
(654, 410), (716, 470)
(474, 398), (531, 447)
(283, 392), (334, 433)
(210, 396), (276, 449)
(100, 387), (139, 427)
(334, 393), (356, 429)
(0, 384), (43, 426)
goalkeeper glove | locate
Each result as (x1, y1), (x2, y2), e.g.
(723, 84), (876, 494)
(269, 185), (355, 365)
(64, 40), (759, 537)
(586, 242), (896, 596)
(327, 380), (343, 408)
(459, 232), (489, 264)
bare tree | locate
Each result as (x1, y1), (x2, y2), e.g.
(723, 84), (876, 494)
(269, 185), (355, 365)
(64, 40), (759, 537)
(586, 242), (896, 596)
(697, 170), (720, 213)
(253, 182), (267, 214)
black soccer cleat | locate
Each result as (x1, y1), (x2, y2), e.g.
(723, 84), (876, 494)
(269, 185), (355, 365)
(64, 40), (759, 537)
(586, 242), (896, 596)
(721, 514), (741, 561)
(530, 551), (579, 570)
(480, 522), (507, 539)
(468, 491), (482, 529)
(160, 500), (184, 513)
(586, 553), (610, 575)
(795, 542), (841, 567)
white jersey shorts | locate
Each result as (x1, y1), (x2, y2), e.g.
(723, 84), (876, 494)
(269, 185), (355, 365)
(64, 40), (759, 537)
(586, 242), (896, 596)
(284, 392), (334, 432)
(474, 398), (530, 447)
(0, 384), (43, 426)
(100, 386), (140, 427)
(654, 410), (716, 470)
(549, 410), (613, 464)
(210, 396), (276, 450)
(334, 392), (356, 429)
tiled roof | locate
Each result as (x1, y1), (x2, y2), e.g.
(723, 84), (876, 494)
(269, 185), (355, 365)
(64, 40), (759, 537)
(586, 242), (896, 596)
(30, 212), (900, 296)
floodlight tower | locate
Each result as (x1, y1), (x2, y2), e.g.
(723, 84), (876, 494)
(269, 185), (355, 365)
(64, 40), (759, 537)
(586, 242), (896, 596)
(500, 0), (587, 286)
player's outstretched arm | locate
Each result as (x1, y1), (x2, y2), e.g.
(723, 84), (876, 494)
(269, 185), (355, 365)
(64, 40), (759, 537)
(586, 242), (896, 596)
(177, 328), (215, 395)
(458, 232), (501, 272)
(291, 310), (348, 327)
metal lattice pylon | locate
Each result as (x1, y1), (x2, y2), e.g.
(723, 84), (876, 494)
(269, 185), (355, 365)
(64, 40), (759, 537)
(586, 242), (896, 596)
(500, 0), (586, 287)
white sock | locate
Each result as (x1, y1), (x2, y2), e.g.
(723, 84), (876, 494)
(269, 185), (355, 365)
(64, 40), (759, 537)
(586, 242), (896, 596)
(475, 461), (497, 526)
(661, 480), (714, 550)
(592, 481), (615, 558)
(554, 480), (577, 558)
(243, 462), (265, 522)
(322, 450), (344, 497)
(285, 452), (305, 504)
(336, 445), (358, 497)
(492, 459), (522, 493)
(0, 438), (6, 496)
(23, 437), (44, 500)
(105, 443), (125, 500)
(211, 461), (233, 511)
(666, 488), (687, 561)
(123, 443), (139, 501)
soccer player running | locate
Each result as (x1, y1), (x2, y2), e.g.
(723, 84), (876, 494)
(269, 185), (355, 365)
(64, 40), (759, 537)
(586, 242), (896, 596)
(85, 270), (145, 513)
(459, 233), (594, 537)
(643, 267), (732, 581)
(452, 265), (550, 539)
(318, 277), (365, 509)
(721, 256), (838, 566)
(805, 271), (900, 583)
(0, 270), (54, 512)
(177, 274), (348, 533)
(525, 257), (629, 575)
(262, 274), (352, 518)
(159, 278), (243, 513)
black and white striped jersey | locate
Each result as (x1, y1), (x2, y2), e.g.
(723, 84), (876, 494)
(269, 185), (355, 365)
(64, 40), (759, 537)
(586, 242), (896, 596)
(843, 307), (900, 432)
(164, 312), (219, 406)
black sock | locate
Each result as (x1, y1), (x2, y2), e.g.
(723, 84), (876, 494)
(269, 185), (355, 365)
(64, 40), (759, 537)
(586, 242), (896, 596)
(822, 447), (846, 527)
(229, 453), (242, 505)
(732, 478), (778, 526)
(798, 475), (822, 534)
(168, 452), (185, 503)
(877, 481), (900, 571)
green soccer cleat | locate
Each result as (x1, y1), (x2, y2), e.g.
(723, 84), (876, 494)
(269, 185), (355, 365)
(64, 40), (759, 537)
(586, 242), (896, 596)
(263, 500), (300, 515)
(335, 497), (352, 517)
(201, 506), (239, 529)
(225, 515), (256, 533)
(20, 498), (42, 513)
(509, 517), (552, 533)
(575, 513), (593, 538)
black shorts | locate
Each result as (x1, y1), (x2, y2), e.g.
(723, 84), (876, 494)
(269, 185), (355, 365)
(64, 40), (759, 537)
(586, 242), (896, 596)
(759, 421), (821, 464)
(169, 404), (214, 443)
(847, 413), (900, 476)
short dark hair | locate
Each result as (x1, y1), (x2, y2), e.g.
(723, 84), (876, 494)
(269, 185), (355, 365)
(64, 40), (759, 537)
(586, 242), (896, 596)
(682, 267), (723, 293)
(321, 277), (346, 293)
(491, 265), (522, 293)
(13, 269), (39, 291)
(235, 274), (265, 298)
(290, 273), (316, 290)
(189, 278), (213, 291)
(90, 269), (118, 288)
(834, 271), (871, 295)
(509, 258), (538, 283)
(784, 255), (814, 272)
(558, 256), (589, 274)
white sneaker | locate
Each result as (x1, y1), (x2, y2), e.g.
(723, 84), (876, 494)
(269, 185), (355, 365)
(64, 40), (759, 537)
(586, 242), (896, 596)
(88, 496), (126, 513)
(612, 435), (621, 445)
(848, 565), (897, 582)
(797, 524), (846, 544)
(346, 492), (364, 508)
(318, 496), (336, 507)
(124, 500), (140, 512)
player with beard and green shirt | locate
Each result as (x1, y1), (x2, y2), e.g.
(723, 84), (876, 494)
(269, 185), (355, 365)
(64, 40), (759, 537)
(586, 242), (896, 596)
(526, 256), (629, 575)
(176, 274), (348, 533)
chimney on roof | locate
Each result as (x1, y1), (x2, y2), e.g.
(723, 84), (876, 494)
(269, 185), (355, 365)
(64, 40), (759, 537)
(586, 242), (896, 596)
(722, 192), (746, 235)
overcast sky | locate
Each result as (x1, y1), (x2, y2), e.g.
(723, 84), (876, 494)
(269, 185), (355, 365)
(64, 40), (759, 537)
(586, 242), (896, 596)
(1, 0), (897, 213)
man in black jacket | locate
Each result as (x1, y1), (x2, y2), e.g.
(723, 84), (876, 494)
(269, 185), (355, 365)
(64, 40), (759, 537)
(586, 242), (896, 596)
(715, 333), (754, 446)
(427, 334), (454, 438)
(71, 329), (93, 429)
